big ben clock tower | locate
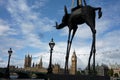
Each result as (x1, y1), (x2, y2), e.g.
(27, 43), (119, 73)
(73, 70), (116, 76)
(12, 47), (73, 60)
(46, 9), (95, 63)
(70, 50), (77, 75)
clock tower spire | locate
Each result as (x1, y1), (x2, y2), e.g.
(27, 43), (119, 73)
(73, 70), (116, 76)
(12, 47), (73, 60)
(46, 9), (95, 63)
(70, 50), (77, 75)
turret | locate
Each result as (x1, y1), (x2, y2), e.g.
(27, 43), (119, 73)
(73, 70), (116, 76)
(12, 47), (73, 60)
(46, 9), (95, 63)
(24, 54), (32, 68)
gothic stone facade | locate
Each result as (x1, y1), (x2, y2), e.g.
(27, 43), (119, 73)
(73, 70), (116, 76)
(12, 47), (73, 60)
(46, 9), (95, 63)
(24, 51), (77, 75)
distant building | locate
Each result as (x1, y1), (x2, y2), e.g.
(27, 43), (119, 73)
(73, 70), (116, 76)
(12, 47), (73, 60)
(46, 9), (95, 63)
(24, 55), (47, 73)
(96, 64), (109, 76)
(9, 65), (16, 69)
(24, 51), (77, 75)
(109, 63), (120, 77)
(84, 63), (109, 76)
(53, 64), (60, 74)
(24, 54), (32, 68)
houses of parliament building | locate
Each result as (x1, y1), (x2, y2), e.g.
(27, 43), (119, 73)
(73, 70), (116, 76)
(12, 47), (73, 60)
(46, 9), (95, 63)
(24, 51), (77, 75)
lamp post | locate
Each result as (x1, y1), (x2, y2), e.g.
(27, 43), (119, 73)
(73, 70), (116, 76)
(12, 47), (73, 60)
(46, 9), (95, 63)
(47, 38), (55, 74)
(5, 48), (13, 78)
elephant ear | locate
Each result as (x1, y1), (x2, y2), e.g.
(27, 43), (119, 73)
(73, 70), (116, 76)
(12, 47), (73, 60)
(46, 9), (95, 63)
(64, 5), (68, 15)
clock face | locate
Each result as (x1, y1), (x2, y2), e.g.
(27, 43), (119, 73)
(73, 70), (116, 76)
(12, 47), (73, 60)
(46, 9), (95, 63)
(72, 57), (75, 60)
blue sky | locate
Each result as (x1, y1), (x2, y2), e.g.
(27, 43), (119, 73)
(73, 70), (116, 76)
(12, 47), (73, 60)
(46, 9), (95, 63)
(0, 0), (120, 69)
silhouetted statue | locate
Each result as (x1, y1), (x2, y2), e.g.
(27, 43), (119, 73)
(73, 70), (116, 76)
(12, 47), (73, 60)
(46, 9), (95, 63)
(55, 0), (102, 74)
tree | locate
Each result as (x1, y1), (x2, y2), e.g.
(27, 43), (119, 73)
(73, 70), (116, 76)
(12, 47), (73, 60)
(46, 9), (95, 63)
(77, 71), (81, 75)
(114, 73), (119, 77)
(108, 68), (113, 76)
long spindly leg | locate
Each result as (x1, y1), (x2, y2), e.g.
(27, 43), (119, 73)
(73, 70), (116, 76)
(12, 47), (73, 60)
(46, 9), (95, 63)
(65, 27), (77, 74)
(65, 29), (71, 74)
(87, 27), (95, 74)
(68, 27), (78, 57)
(88, 41), (93, 74)
(88, 30), (96, 75)
(85, 15), (96, 75)
(93, 32), (96, 75)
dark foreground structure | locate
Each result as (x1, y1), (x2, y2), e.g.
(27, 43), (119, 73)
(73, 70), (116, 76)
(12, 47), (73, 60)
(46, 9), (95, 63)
(47, 74), (110, 80)
(0, 70), (110, 80)
(0, 75), (110, 80)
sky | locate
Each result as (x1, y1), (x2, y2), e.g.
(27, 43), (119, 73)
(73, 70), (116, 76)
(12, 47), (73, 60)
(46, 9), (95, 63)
(0, 0), (120, 69)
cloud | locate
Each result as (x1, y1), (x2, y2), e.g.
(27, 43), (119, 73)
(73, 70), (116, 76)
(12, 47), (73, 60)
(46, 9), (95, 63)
(0, 19), (17, 36)
(0, 0), (55, 68)
(0, 20), (10, 36)
(54, 0), (120, 69)
(31, 49), (85, 69)
(30, 0), (48, 9)
(0, 0), (120, 69)
(5, 0), (54, 49)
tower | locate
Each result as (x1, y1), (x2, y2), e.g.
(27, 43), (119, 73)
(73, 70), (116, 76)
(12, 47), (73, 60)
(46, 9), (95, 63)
(70, 50), (77, 75)
(53, 64), (60, 74)
(38, 57), (43, 68)
(24, 54), (32, 68)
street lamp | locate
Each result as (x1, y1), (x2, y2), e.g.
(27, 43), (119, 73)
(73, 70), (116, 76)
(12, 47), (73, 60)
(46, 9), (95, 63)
(5, 48), (13, 78)
(47, 38), (55, 74)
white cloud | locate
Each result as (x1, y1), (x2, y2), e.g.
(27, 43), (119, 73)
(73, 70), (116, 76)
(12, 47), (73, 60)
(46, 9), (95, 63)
(55, 6), (120, 68)
(30, 50), (85, 69)
(5, 0), (54, 49)
(0, 0), (55, 68)
(0, 19), (17, 36)
(31, 0), (48, 9)
(0, 0), (120, 69)
(0, 24), (9, 36)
